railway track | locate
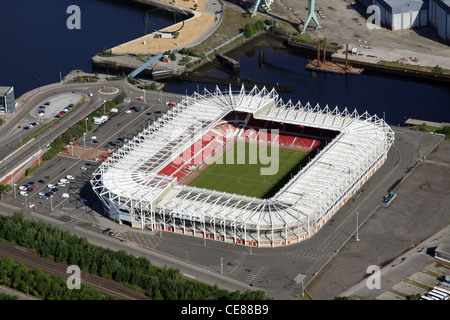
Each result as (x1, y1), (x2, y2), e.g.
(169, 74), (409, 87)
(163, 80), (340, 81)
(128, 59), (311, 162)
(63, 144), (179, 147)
(0, 241), (150, 300)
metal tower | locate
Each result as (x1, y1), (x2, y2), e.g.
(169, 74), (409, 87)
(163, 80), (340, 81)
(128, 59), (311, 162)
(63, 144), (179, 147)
(301, 0), (321, 34)
(251, 0), (272, 17)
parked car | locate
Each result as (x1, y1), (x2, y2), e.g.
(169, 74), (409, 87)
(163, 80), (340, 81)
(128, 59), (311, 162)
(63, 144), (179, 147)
(19, 191), (29, 196)
(60, 178), (68, 183)
(47, 184), (55, 189)
(80, 198), (88, 203)
(61, 193), (69, 198)
(66, 175), (74, 180)
(57, 182), (66, 187)
(109, 230), (117, 237)
(19, 186), (27, 191)
(103, 228), (111, 234)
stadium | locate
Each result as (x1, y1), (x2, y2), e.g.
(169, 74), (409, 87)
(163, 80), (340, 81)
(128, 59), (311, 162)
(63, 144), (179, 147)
(90, 85), (395, 247)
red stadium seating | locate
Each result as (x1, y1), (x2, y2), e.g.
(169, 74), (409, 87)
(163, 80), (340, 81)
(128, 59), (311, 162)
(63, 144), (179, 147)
(158, 114), (332, 182)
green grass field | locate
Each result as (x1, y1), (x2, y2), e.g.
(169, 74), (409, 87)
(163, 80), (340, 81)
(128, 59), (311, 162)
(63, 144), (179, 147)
(188, 142), (310, 198)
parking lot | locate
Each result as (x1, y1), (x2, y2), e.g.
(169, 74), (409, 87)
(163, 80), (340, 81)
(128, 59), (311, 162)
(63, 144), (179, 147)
(79, 100), (173, 152)
(33, 93), (83, 124)
(8, 97), (175, 223)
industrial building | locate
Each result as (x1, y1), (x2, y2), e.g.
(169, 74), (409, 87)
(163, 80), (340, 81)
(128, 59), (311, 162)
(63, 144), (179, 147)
(358, 0), (450, 41)
(0, 86), (16, 114)
(435, 243), (450, 263)
(372, 0), (428, 30)
(428, 0), (450, 42)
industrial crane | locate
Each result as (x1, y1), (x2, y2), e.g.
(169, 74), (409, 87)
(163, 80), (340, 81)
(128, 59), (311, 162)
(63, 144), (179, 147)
(301, 0), (321, 34)
(251, 0), (272, 17)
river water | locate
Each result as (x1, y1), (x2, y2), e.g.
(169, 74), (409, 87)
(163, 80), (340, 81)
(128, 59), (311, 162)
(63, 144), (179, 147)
(165, 35), (450, 126)
(1, 0), (449, 125)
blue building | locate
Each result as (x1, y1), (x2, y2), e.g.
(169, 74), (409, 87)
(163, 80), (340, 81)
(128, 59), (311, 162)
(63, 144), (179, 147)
(429, 0), (450, 41)
(0, 86), (16, 114)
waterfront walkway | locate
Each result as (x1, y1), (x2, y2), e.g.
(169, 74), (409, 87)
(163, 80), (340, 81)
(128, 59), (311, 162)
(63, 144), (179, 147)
(332, 45), (450, 70)
(111, 0), (222, 54)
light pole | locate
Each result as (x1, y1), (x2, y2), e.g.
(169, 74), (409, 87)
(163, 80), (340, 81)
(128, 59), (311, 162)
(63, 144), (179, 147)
(50, 195), (53, 211)
(220, 257), (223, 274)
(70, 142), (74, 157)
(355, 211), (360, 241)
(85, 117), (88, 132)
(14, 184), (16, 200)
(83, 132), (86, 148)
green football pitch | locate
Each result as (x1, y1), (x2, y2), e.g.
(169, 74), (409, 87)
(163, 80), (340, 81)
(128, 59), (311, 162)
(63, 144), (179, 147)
(188, 142), (310, 198)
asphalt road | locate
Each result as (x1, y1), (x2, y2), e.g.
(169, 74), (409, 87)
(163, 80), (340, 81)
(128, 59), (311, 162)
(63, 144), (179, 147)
(0, 76), (446, 300)
(0, 79), (183, 182)
(2, 120), (443, 300)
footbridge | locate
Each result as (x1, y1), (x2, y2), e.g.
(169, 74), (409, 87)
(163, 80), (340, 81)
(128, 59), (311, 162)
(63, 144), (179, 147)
(128, 54), (163, 78)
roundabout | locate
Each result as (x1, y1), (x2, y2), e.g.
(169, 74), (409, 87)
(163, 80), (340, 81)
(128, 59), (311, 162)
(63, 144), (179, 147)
(99, 87), (119, 95)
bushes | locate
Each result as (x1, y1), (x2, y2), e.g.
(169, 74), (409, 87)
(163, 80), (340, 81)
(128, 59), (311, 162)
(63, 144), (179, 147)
(178, 48), (206, 59)
(164, 50), (177, 61)
(0, 257), (112, 300)
(0, 212), (268, 300)
(243, 23), (256, 38)
(243, 20), (266, 38)
(178, 56), (191, 66)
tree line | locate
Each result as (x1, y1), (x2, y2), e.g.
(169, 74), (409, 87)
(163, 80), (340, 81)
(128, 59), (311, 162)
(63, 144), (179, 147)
(0, 212), (267, 300)
(0, 257), (114, 300)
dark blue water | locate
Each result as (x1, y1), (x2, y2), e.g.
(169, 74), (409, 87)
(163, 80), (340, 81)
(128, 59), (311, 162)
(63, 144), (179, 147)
(1, 1), (449, 125)
(0, 0), (174, 96)
(166, 45), (450, 126)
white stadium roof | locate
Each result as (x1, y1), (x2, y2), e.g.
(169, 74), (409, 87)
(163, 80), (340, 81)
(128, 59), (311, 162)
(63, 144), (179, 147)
(91, 86), (394, 246)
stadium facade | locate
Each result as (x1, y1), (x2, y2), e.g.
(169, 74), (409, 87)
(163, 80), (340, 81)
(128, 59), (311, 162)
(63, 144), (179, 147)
(90, 86), (395, 247)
